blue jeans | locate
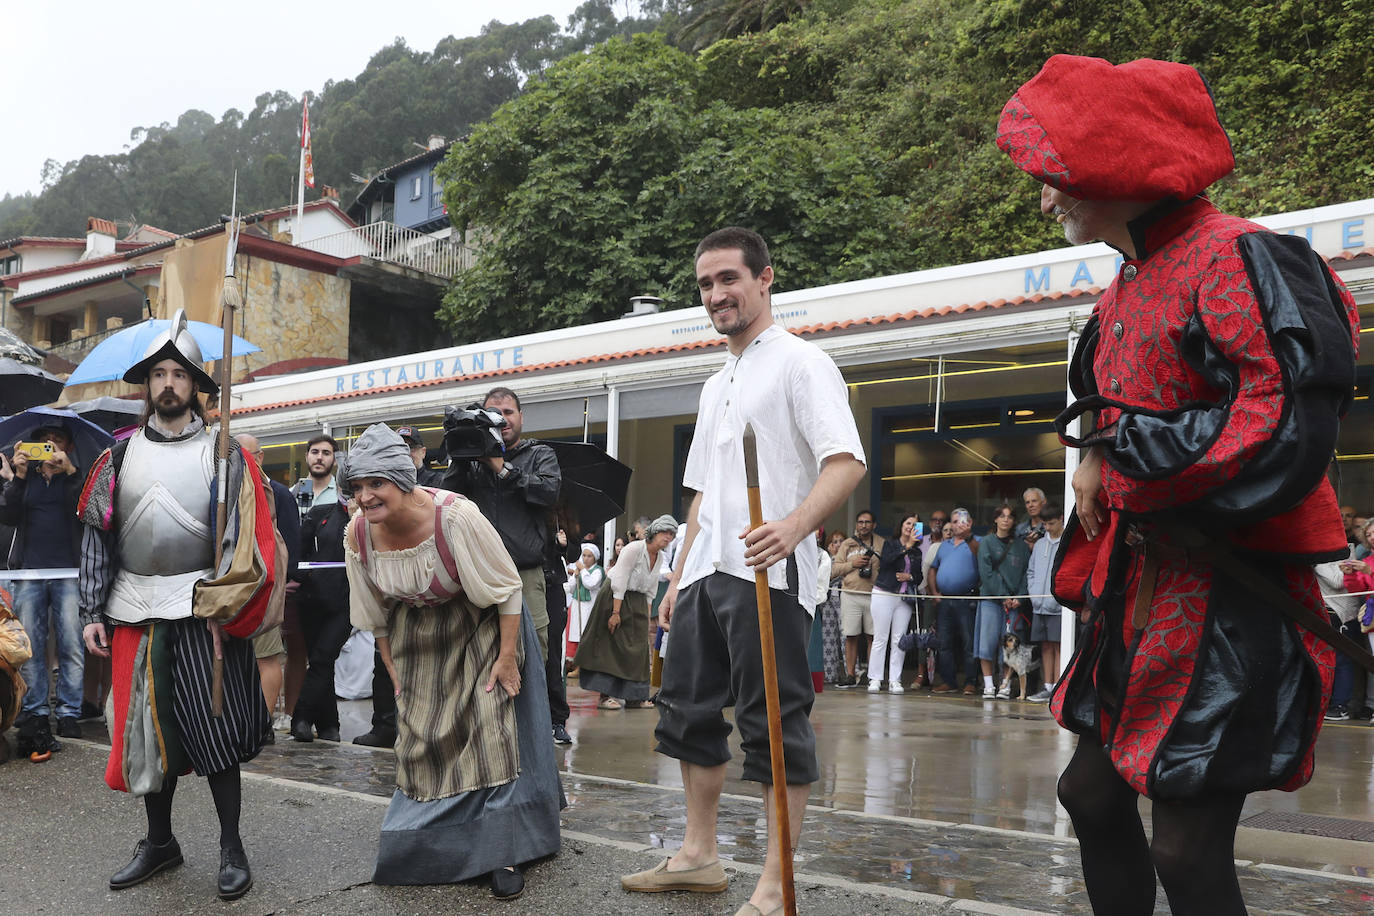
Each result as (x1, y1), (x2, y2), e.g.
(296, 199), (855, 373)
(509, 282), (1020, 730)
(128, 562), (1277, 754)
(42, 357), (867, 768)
(936, 596), (977, 688)
(1331, 613), (1361, 708)
(13, 578), (84, 720)
(974, 599), (1006, 663)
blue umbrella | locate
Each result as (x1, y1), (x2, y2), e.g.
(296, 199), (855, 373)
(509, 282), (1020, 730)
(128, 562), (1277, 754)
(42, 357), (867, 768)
(0, 406), (114, 468)
(66, 318), (261, 386)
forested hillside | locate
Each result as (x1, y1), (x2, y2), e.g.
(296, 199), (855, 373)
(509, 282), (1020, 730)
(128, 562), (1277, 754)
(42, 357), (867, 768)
(438, 0), (1373, 337)
(0, 1), (677, 238)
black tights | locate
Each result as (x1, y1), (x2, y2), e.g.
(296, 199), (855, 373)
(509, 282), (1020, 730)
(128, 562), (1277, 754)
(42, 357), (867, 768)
(1058, 738), (1247, 916)
(143, 766), (244, 851)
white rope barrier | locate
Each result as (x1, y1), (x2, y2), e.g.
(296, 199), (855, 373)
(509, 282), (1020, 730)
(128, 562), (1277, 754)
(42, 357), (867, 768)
(0, 561), (347, 582)
(822, 583), (1374, 603)
(1, 569), (1369, 603)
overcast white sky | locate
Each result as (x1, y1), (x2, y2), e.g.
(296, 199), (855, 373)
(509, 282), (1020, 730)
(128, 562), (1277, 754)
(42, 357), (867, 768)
(0, 0), (591, 199)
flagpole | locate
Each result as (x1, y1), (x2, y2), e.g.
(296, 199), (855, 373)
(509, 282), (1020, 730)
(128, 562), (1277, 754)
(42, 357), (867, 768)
(295, 94), (308, 242)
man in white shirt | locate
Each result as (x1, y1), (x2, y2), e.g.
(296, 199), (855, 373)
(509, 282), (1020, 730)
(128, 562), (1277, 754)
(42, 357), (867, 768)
(621, 228), (866, 915)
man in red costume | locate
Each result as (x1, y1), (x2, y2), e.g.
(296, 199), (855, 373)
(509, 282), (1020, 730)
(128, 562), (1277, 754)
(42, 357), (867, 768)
(998, 56), (1359, 914)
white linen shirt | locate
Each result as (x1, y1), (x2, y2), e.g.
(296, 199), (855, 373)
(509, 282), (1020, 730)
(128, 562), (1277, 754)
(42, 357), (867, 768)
(678, 324), (865, 613)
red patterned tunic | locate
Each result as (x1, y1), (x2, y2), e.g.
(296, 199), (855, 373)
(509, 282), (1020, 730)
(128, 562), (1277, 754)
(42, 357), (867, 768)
(1050, 198), (1359, 800)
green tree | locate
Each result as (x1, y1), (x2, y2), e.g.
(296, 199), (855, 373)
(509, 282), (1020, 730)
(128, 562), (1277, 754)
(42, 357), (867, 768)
(435, 0), (1374, 343)
(436, 32), (912, 338)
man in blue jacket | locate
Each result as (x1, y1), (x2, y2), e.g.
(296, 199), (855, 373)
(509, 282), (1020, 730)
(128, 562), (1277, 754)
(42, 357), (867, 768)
(0, 424), (85, 756)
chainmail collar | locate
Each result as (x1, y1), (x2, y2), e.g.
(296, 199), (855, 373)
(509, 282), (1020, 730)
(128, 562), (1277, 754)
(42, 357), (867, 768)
(144, 413), (207, 443)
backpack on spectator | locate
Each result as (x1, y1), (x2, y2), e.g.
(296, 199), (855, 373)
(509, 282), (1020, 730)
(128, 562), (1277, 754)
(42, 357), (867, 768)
(0, 586), (32, 735)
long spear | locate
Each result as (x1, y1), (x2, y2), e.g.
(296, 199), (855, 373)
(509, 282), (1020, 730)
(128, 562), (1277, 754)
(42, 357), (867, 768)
(210, 175), (243, 717)
(742, 422), (798, 916)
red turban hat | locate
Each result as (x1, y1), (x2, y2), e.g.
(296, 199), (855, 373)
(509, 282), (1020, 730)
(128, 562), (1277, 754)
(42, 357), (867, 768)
(997, 55), (1234, 201)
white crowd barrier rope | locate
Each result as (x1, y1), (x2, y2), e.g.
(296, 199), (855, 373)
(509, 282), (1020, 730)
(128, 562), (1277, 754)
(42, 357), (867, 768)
(0, 561), (347, 581)
(821, 583), (1374, 603)
(1, 569), (1371, 603)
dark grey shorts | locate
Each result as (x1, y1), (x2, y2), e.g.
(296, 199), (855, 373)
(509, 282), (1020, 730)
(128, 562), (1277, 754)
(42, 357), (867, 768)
(1031, 612), (1062, 642)
(654, 572), (818, 785)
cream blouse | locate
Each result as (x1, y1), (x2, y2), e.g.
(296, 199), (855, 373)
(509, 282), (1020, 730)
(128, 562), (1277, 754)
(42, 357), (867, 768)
(609, 538), (661, 600)
(345, 494), (523, 638)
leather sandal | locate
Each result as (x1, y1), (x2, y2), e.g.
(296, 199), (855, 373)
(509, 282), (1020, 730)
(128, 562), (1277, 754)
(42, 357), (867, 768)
(598, 697), (623, 710)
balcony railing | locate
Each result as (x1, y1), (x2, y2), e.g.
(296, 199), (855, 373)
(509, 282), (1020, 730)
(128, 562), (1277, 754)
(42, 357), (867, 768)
(47, 317), (150, 366)
(300, 222), (475, 279)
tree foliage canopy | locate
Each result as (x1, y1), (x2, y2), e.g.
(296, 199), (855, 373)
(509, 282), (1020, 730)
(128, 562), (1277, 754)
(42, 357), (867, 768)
(438, 0), (1374, 340)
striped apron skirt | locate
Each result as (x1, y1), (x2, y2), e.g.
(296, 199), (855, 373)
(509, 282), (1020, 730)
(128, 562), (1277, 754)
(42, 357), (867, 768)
(106, 616), (268, 794)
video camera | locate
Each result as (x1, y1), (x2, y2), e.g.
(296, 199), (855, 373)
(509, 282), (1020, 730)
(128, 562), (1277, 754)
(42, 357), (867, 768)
(856, 545), (876, 578)
(442, 403), (508, 460)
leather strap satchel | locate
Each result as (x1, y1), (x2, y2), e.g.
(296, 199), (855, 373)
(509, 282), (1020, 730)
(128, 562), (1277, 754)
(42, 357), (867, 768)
(1152, 524), (1374, 676)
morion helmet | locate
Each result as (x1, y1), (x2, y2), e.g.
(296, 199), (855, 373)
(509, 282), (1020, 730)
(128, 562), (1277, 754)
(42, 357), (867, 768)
(121, 308), (219, 397)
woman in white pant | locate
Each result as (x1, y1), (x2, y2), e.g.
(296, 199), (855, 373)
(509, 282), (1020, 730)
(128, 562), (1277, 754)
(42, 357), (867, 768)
(869, 515), (922, 693)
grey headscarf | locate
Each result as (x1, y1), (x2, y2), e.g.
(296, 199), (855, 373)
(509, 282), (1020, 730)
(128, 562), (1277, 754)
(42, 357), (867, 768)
(344, 424), (416, 492)
(646, 514), (679, 539)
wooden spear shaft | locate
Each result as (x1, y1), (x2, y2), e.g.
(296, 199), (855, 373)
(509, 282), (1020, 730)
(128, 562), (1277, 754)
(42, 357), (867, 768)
(210, 267), (242, 718)
(742, 422), (798, 916)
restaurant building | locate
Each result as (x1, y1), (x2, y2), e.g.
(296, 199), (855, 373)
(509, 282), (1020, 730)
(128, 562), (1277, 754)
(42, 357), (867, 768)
(234, 198), (1374, 541)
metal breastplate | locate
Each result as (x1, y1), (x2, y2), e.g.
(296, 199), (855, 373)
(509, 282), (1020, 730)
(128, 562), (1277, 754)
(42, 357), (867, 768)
(114, 429), (216, 576)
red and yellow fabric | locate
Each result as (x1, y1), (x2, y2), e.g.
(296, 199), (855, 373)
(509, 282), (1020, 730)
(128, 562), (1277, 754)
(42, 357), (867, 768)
(194, 454), (286, 639)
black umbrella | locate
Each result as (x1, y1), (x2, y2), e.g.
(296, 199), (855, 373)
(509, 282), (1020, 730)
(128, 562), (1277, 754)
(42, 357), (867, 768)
(67, 396), (143, 433)
(0, 358), (63, 414)
(0, 328), (41, 364)
(544, 440), (632, 538)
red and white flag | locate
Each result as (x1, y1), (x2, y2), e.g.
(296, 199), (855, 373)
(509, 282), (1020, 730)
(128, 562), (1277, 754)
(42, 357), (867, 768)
(301, 94), (315, 189)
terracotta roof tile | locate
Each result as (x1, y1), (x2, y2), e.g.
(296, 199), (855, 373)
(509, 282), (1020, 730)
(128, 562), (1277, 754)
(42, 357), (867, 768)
(226, 245), (1371, 419)
(230, 289), (1105, 418)
(87, 217), (118, 236)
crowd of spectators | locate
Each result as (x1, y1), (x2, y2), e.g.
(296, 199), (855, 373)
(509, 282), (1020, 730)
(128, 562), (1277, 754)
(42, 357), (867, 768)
(814, 489), (1069, 700)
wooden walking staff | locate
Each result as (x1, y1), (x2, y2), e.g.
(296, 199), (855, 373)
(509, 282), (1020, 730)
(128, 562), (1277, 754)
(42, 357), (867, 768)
(742, 422), (798, 916)
(210, 178), (243, 717)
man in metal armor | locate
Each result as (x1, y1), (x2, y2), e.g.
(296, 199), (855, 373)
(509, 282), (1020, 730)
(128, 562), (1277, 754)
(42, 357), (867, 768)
(79, 312), (270, 902)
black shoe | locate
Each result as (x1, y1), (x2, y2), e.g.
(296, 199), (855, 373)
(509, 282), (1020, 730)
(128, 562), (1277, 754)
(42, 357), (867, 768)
(490, 865), (524, 900)
(110, 837), (184, 889)
(32, 721), (61, 755)
(56, 716), (82, 739)
(1325, 704), (1351, 721)
(552, 724), (573, 745)
(290, 719), (314, 742)
(353, 730), (396, 748)
(217, 846), (253, 901)
(79, 701), (104, 721)
(315, 725), (341, 742)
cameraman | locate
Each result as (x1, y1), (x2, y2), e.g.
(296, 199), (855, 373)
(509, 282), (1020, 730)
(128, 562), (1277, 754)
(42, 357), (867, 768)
(831, 510), (885, 687)
(442, 387), (561, 658)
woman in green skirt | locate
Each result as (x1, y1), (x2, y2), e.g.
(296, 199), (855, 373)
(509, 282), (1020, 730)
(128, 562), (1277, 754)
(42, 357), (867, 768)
(574, 515), (677, 709)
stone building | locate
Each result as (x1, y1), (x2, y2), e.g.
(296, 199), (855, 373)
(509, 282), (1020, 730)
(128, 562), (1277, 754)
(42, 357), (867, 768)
(0, 198), (457, 402)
